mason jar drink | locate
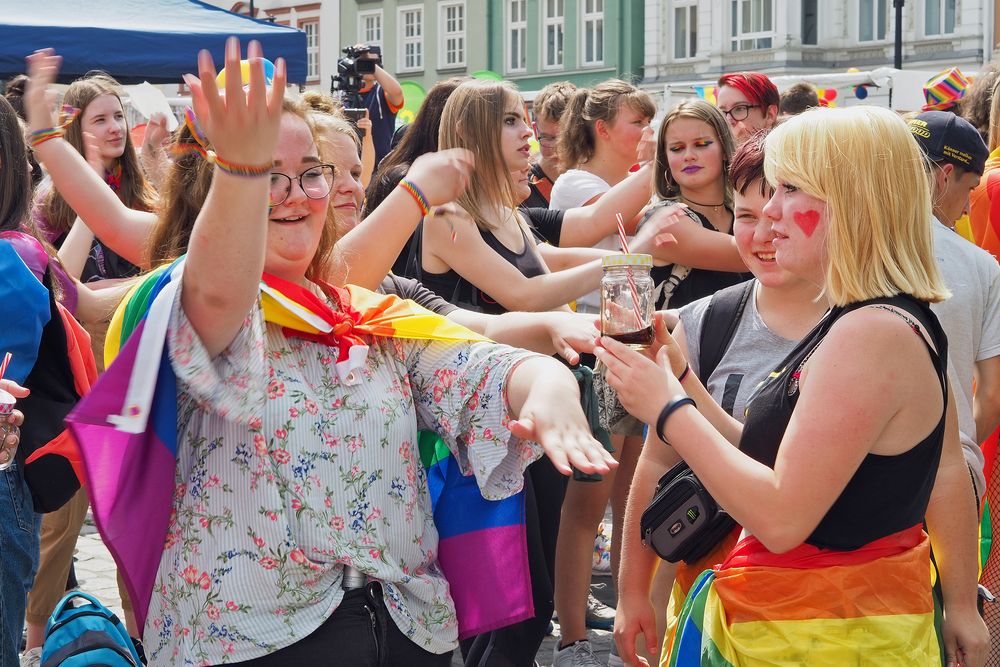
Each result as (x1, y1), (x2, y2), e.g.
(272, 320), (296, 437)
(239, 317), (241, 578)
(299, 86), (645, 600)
(601, 254), (654, 349)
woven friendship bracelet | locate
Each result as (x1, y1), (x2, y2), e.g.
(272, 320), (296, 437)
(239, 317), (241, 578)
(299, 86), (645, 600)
(28, 105), (82, 148)
(173, 107), (271, 178)
(398, 179), (430, 216)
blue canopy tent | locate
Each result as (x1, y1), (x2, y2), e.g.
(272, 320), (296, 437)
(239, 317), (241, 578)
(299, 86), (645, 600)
(0, 0), (306, 84)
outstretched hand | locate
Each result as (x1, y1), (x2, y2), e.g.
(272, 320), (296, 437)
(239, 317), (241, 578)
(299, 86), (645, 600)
(510, 395), (616, 477)
(181, 37), (287, 167)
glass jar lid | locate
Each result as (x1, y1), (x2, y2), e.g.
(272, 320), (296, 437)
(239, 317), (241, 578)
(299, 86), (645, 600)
(602, 253), (652, 269)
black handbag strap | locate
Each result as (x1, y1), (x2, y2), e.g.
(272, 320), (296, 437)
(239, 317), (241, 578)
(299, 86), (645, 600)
(697, 279), (755, 383)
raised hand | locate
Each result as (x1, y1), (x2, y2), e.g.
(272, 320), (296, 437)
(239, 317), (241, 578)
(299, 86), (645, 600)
(181, 37), (286, 168)
(142, 112), (171, 153)
(24, 48), (62, 133)
(405, 149), (475, 207)
(636, 124), (656, 165)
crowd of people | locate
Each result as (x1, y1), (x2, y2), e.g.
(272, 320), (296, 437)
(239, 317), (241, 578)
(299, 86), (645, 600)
(1, 38), (1000, 667)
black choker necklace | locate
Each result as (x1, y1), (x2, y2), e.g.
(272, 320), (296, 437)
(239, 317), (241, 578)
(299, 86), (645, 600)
(681, 194), (725, 211)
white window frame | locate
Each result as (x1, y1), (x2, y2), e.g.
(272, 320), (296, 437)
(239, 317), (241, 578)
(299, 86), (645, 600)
(581, 0), (604, 67)
(358, 9), (383, 47)
(542, 0), (565, 70)
(439, 1), (466, 69)
(672, 0), (698, 61)
(923, 0), (957, 36)
(300, 20), (320, 81)
(729, 0), (775, 52)
(858, 0), (888, 42)
(506, 0), (528, 74)
(398, 5), (424, 72)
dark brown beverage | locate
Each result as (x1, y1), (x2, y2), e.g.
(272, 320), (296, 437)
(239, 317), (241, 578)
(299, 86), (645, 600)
(606, 325), (654, 349)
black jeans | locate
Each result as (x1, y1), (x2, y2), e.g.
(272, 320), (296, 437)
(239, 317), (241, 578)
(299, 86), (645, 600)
(234, 582), (453, 667)
(461, 457), (568, 667)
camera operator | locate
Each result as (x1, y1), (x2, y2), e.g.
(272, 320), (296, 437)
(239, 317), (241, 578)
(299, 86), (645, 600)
(350, 44), (403, 165)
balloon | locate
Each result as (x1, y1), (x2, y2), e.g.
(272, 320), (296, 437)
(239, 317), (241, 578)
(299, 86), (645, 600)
(397, 80), (427, 128)
(472, 70), (503, 81)
(215, 59), (275, 87)
(854, 86), (869, 100)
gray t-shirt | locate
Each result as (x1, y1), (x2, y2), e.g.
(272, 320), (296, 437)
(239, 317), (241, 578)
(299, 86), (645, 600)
(680, 281), (800, 422)
(930, 221), (1000, 496)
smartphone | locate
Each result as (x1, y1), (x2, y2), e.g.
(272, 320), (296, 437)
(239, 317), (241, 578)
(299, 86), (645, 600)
(343, 108), (367, 139)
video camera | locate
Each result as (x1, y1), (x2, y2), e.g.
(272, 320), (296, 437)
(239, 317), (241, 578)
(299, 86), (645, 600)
(331, 44), (382, 111)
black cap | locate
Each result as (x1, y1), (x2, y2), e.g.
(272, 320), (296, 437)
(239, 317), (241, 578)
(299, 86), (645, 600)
(908, 111), (988, 175)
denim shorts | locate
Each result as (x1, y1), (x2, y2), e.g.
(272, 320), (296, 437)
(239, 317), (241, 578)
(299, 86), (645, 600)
(0, 462), (41, 665)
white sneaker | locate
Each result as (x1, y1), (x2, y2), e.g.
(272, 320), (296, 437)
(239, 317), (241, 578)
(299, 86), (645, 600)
(19, 647), (41, 667)
(552, 638), (603, 667)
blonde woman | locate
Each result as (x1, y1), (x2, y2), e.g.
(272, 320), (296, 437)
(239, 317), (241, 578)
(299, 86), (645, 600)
(599, 106), (987, 666)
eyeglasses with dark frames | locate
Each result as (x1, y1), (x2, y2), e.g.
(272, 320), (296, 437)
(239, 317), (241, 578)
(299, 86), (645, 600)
(269, 164), (336, 206)
(719, 104), (760, 122)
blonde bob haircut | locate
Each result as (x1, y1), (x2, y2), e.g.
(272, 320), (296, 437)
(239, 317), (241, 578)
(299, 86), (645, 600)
(439, 80), (523, 231)
(764, 106), (948, 306)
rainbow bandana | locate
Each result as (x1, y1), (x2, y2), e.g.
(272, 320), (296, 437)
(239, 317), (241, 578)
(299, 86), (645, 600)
(68, 259), (532, 636)
(665, 526), (941, 666)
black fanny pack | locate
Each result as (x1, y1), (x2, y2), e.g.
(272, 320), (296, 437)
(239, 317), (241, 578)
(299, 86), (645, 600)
(640, 461), (736, 564)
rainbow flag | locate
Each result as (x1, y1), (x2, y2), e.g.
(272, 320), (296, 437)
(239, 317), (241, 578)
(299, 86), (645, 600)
(68, 260), (533, 635)
(665, 526), (941, 666)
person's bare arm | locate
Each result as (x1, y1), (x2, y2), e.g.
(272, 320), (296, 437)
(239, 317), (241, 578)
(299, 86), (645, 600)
(641, 207), (747, 272)
(557, 163), (654, 248)
(448, 308), (599, 365)
(424, 211), (603, 312)
(927, 388), (989, 667)
(336, 150), (474, 290)
(24, 55), (156, 267)
(974, 355), (1000, 443)
(175, 41), (285, 358)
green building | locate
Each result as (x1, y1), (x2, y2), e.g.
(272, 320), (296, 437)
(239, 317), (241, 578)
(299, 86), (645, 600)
(340, 0), (645, 98)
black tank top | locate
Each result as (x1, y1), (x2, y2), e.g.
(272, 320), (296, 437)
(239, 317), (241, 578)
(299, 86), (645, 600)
(738, 294), (948, 551)
(417, 221), (547, 315)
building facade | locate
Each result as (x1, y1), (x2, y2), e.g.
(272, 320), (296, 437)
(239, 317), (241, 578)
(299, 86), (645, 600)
(340, 0), (644, 97)
(644, 0), (999, 86)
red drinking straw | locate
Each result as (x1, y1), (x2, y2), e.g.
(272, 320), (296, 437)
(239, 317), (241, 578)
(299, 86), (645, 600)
(615, 214), (644, 330)
(0, 352), (10, 381)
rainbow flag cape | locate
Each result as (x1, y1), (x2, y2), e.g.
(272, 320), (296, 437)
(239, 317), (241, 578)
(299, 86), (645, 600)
(67, 259), (533, 635)
(665, 526), (941, 666)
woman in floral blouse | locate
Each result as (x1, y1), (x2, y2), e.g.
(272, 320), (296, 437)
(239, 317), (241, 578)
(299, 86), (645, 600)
(71, 41), (613, 666)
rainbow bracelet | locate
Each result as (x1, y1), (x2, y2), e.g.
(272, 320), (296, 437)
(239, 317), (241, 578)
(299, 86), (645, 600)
(28, 128), (64, 148)
(207, 150), (272, 178)
(398, 179), (430, 216)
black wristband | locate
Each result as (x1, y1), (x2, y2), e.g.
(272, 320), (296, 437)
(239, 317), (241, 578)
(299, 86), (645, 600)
(678, 364), (691, 383)
(655, 394), (696, 443)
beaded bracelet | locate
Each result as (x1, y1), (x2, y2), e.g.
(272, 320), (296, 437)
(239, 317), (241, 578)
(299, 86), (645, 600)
(398, 179), (430, 216)
(655, 394), (696, 444)
(172, 107), (271, 178)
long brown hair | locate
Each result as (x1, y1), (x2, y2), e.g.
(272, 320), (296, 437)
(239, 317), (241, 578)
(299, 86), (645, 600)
(438, 80), (522, 231)
(148, 97), (341, 285)
(43, 72), (155, 235)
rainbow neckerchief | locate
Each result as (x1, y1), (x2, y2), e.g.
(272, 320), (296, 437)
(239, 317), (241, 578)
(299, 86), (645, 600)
(69, 259), (532, 637)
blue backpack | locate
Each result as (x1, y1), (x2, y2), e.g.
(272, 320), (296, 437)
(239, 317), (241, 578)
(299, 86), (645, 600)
(41, 591), (142, 666)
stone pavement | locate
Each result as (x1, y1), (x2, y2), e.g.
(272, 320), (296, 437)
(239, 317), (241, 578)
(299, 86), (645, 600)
(72, 514), (618, 666)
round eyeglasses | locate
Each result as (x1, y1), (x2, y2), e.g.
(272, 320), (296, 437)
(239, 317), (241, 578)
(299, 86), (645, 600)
(269, 164), (336, 206)
(719, 104), (760, 122)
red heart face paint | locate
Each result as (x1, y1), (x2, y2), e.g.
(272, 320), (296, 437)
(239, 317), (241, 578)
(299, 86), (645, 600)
(793, 210), (821, 237)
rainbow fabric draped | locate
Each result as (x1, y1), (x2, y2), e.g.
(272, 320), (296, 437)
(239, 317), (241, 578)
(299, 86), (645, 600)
(665, 526), (941, 666)
(67, 260), (533, 637)
(968, 147), (1000, 263)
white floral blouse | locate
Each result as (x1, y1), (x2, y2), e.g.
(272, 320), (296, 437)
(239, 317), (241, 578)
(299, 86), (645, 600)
(143, 282), (542, 666)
